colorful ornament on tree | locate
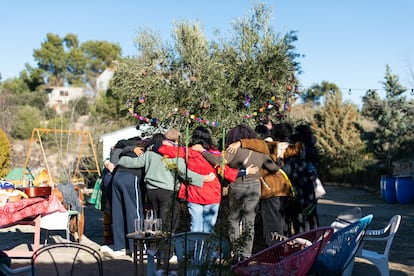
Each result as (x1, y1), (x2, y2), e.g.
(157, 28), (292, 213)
(244, 95), (251, 108)
(138, 95), (145, 104)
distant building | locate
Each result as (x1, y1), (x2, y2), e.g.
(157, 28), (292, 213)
(96, 68), (115, 92)
(45, 86), (85, 113)
(44, 67), (115, 113)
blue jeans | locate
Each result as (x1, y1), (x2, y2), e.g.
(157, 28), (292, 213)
(187, 202), (219, 233)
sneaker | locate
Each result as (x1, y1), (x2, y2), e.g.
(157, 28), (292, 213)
(100, 245), (114, 253)
(100, 245), (126, 256)
(112, 249), (127, 257)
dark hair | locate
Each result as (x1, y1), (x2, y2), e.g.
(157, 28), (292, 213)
(255, 124), (272, 140)
(271, 123), (293, 142)
(295, 124), (316, 145)
(190, 126), (215, 149)
(146, 133), (165, 148)
(226, 124), (257, 145)
(114, 136), (141, 149)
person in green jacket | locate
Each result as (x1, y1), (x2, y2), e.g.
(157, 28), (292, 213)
(118, 132), (215, 233)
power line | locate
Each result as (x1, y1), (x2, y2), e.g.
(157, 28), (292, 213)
(297, 86), (414, 96)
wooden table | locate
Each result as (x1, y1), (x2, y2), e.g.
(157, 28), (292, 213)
(0, 195), (66, 258)
(126, 232), (166, 276)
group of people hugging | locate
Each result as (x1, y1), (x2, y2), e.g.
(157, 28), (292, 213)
(97, 121), (320, 262)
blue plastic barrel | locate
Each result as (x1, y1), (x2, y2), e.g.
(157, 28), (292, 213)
(395, 176), (414, 204)
(380, 175), (385, 199)
(383, 176), (397, 204)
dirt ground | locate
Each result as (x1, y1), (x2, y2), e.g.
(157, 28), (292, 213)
(1, 184), (413, 275)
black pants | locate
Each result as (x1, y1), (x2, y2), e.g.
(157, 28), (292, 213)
(111, 171), (143, 252)
(147, 188), (180, 233)
(261, 196), (291, 246)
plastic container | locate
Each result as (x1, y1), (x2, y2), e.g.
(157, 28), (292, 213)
(380, 175), (385, 199)
(383, 176), (397, 204)
(395, 176), (414, 204)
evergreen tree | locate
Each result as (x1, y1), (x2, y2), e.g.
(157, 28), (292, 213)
(301, 81), (339, 106)
(362, 65), (414, 173)
(312, 89), (366, 180)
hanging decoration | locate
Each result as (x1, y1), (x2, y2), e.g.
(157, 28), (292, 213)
(244, 94), (251, 108)
(138, 94), (146, 104)
(127, 102), (220, 127)
(284, 84), (292, 112)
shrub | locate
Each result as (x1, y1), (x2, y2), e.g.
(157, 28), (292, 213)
(11, 105), (41, 139)
(0, 128), (11, 177)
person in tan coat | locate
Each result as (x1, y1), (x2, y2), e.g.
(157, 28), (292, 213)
(228, 123), (306, 247)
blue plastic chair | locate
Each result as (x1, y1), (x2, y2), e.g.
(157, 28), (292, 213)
(147, 232), (230, 276)
(311, 214), (373, 275)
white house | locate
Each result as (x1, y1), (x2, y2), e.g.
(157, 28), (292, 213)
(45, 86), (85, 113)
(96, 68), (115, 92)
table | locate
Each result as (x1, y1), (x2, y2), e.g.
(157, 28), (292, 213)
(0, 195), (66, 258)
(126, 232), (166, 276)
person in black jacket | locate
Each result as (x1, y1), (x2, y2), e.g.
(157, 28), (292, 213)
(101, 136), (146, 256)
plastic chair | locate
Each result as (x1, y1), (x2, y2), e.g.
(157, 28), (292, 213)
(31, 242), (103, 276)
(0, 252), (32, 276)
(232, 226), (334, 276)
(41, 186), (84, 243)
(330, 207), (362, 232)
(147, 232), (231, 276)
(311, 214), (373, 276)
(40, 210), (80, 244)
(357, 214), (401, 276)
(0, 262), (32, 276)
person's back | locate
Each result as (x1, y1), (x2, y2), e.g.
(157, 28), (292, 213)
(157, 144), (222, 205)
(224, 124), (279, 260)
(226, 147), (279, 184)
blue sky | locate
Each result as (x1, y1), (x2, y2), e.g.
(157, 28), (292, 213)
(1, 0), (413, 106)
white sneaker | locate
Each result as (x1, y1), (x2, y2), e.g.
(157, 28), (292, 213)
(100, 245), (114, 253)
(112, 249), (127, 257)
(100, 245), (127, 256)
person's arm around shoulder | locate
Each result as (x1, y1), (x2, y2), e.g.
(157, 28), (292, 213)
(118, 152), (146, 168)
(240, 138), (271, 155)
(169, 157), (215, 187)
(262, 154), (280, 173)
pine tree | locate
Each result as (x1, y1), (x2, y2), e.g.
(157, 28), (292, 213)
(362, 65), (414, 173)
(312, 89), (366, 180)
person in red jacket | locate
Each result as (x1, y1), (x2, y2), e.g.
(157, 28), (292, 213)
(154, 126), (251, 233)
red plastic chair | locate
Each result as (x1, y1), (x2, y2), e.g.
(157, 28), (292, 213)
(232, 226), (334, 276)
